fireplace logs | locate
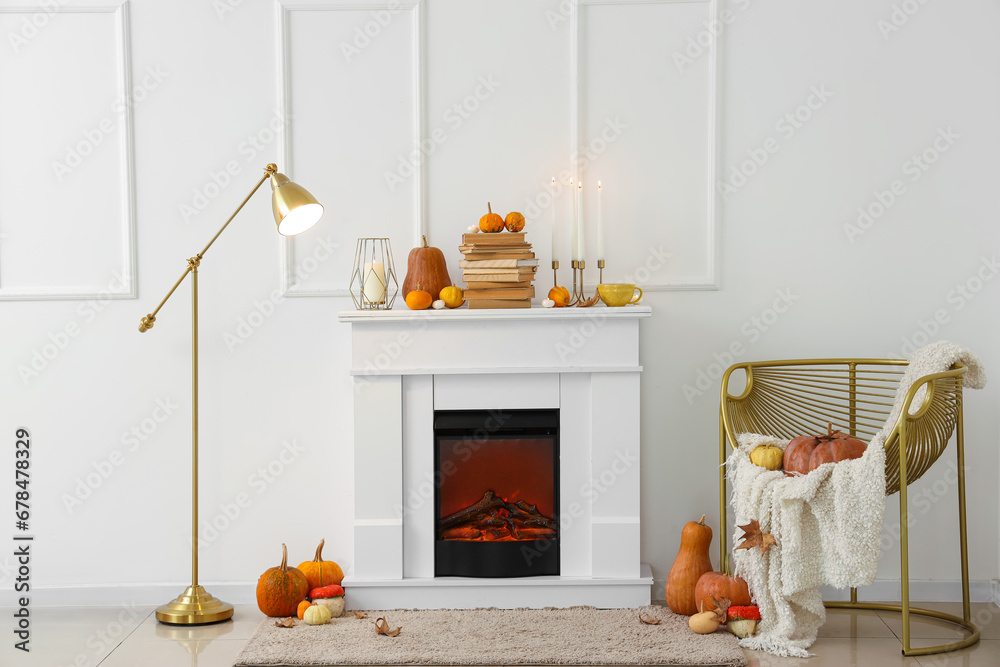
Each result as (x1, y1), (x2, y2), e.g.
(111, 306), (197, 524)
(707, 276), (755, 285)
(439, 490), (557, 541)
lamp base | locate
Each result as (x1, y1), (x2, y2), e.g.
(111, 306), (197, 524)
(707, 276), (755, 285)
(155, 585), (234, 625)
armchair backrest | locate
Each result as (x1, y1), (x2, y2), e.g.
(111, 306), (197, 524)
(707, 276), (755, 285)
(720, 358), (965, 495)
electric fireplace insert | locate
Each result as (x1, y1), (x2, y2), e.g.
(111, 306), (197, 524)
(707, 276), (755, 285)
(434, 409), (559, 578)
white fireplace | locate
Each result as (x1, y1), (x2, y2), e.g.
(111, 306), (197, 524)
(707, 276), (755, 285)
(339, 306), (653, 609)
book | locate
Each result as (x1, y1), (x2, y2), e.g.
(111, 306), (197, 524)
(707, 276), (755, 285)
(462, 268), (537, 276)
(459, 244), (532, 253)
(467, 298), (532, 309)
(465, 280), (534, 290)
(459, 258), (540, 269)
(462, 233), (526, 245)
(462, 273), (536, 283)
(459, 251), (536, 261)
(464, 286), (535, 299)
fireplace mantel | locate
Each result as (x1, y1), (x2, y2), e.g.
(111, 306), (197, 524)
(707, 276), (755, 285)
(339, 306), (653, 609)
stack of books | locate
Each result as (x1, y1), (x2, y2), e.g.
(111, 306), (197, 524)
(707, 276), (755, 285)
(459, 232), (539, 309)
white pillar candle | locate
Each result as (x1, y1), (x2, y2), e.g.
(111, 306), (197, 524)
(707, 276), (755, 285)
(597, 180), (604, 260)
(363, 261), (386, 304)
(550, 177), (558, 263)
(570, 178), (579, 261)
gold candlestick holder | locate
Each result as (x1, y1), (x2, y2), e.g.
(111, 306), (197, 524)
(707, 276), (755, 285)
(597, 259), (605, 285)
(552, 260), (560, 289)
(570, 259), (586, 304)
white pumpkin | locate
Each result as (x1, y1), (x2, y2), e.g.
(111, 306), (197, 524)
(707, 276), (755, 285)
(314, 596), (344, 618)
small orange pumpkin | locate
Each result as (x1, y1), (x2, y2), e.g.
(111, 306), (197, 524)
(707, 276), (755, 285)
(256, 543), (310, 618)
(297, 538), (344, 590)
(548, 286), (570, 307)
(297, 599), (312, 620)
(665, 514), (714, 615)
(479, 203), (504, 233)
(504, 211), (525, 232)
(405, 286), (433, 310)
(695, 564), (752, 612)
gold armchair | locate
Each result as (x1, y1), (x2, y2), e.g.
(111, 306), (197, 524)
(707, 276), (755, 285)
(718, 358), (978, 657)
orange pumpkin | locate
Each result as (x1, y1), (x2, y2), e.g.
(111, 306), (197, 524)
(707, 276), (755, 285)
(665, 514), (714, 615)
(504, 211), (525, 232)
(297, 538), (344, 590)
(548, 286), (570, 307)
(405, 286), (433, 310)
(297, 599), (312, 620)
(695, 568), (752, 612)
(479, 203), (504, 233)
(256, 543), (310, 618)
(401, 235), (451, 299)
(783, 423), (867, 475)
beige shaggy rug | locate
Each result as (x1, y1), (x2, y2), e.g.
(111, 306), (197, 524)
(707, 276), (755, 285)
(233, 606), (746, 666)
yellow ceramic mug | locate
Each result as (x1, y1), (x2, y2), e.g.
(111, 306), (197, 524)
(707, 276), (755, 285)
(597, 284), (643, 307)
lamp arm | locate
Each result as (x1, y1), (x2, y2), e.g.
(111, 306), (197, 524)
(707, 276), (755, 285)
(138, 164), (277, 333)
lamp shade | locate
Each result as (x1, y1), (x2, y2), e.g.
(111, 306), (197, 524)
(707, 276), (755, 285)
(270, 172), (324, 236)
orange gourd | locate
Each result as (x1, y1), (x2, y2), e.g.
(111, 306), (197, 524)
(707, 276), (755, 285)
(479, 203), (504, 233)
(401, 235), (452, 299)
(504, 211), (525, 232)
(783, 423), (867, 475)
(256, 543), (310, 617)
(695, 568), (752, 612)
(297, 599), (312, 620)
(665, 514), (714, 615)
(405, 286), (433, 310)
(297, 538), (344, 590)
(548, 286), (570, 307)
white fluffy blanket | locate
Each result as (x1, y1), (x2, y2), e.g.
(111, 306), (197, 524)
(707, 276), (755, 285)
(727, 341), (986, 657)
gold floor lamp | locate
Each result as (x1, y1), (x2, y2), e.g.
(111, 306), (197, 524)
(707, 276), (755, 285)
(139, 163), (324, 625)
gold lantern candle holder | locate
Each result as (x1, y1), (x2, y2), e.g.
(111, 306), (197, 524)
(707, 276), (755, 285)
(349, 238), (399, 310)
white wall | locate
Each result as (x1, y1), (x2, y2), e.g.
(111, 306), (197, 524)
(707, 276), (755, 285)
(0, 0), (997, 603)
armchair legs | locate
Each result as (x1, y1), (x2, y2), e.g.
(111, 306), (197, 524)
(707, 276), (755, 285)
(826, 414), (978, 656)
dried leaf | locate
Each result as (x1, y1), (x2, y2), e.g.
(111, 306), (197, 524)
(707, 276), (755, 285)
(576, 290), (600, 308)
(352, 611), (369, 619)
(736, 518), (777, 554)
(638, 613), (661, 625)
(274, 618), (296, 628)
(374, 616), (401, 637)
(710, 597), (731, 625)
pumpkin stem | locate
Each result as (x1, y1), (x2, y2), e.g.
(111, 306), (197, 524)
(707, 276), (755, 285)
(280, 543), (288, 572)
(421, 235), (428, 248)
(314, 538), (325, 562)
(487, 202), (493, 215)
(697, 514), (706, 526)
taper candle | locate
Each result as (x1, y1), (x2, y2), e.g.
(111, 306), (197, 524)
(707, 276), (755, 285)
(577, 181), (584, 259)
(550, 177), (558, 262)
(597, 180), (604, 259)
(570, 178), (579, 261)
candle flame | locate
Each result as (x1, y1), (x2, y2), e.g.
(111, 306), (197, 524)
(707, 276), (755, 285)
(577, 182), (582, 190)
(598, 180), (602, 189)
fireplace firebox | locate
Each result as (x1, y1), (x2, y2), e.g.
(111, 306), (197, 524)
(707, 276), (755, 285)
(433, 409), (559, 578)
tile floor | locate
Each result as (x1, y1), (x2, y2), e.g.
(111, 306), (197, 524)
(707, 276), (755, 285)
(2, 601), (997, 666)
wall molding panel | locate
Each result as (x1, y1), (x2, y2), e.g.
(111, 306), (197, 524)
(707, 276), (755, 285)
(0, 1), (136, 301)
(573, 0), (720, 291)
(275, 0), (423, 297)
